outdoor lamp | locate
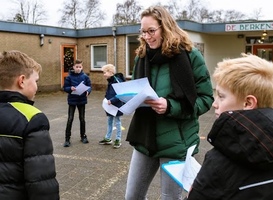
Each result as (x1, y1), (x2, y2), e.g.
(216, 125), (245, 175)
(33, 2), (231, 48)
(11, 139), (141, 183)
(40, 34), (44, 46)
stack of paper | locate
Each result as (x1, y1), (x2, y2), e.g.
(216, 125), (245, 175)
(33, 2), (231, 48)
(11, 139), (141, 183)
(161, 145), (201, 192)
(71, 81), (90, 95)
(102, 77), (159, 116)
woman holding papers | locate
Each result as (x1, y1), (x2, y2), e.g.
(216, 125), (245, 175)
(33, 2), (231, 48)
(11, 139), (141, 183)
(63, 59), (92, 147)
(125, 6), (214, 200)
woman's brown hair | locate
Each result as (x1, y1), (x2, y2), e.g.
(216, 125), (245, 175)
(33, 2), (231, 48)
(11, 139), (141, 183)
(136, 6), (193, 58)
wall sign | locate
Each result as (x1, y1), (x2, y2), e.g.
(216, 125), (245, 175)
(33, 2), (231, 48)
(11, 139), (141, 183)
(225, 22), (273, 32)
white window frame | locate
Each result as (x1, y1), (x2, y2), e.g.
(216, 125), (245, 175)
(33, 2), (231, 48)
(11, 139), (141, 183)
(91, 44), (107, 71)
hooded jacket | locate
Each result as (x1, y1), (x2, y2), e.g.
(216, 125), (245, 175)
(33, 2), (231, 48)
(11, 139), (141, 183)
(188, 108), (273, 200)
(63, 70), (92, 105)
(0, 91), (59, 200)
(104, 73), (125, 116)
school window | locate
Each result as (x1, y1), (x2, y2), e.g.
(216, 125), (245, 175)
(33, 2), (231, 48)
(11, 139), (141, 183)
(91, 45), (107, 70)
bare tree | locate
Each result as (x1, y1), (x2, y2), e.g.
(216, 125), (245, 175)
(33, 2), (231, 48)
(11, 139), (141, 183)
(250, 8), (263, 20)
(59, 0), (80, 29)
(209, 10), (225, 22)
(196, 7), (211, 23)
(83, 0), (105, 28)
(12, 0), (47, 24)
(165, 0), (248, 23)
(208, 9), (246, 23)
(165, 0), (206, 21)
(31, 1), (47, 23)
(113, 0), (142, 25)
(224, 10), (246, 22)
(164, 0), (186, 20)
(59, 0), (105, 29)
(186, 0), (202, 20)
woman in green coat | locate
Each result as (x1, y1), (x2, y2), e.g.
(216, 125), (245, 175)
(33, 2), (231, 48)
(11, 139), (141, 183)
(125, 5), (214, 200)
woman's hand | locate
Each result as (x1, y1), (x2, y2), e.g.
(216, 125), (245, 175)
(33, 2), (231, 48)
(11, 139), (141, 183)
(145, 97), (167, 114)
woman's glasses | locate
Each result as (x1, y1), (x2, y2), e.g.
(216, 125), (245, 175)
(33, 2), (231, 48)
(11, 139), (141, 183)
(139, 26), (161, 36)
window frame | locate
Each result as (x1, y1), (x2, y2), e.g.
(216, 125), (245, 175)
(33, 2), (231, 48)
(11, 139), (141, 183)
(90, 44), (107, 71)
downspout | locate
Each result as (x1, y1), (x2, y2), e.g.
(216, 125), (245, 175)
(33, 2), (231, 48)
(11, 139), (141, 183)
(112, 26), (117, 69)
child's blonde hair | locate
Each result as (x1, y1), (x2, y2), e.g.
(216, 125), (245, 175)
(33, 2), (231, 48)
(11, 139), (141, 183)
(213, 53), (273, 108)
(101, 64), (116, 74)
(0, 50), (42, 89)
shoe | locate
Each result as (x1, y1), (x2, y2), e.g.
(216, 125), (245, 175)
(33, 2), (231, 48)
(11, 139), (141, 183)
(99, 138), (112, 145)
(113, 139), (121, 149)
(63, 140), (70, 147)
(81, 137), (89, 144)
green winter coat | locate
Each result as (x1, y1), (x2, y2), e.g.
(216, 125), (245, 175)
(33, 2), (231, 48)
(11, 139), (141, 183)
(129, 48), (214, 159)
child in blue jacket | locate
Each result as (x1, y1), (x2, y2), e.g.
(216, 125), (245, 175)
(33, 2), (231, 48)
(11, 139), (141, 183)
(63, 59), (92, 147)
(99, 64), (125, 148)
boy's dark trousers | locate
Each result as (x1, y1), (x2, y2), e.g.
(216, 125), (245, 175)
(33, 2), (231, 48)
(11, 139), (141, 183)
(65, 104), (86, 140)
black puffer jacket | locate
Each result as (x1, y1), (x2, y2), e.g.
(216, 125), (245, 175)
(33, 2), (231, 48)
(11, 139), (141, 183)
(105, 73), (125, 116)
(0, 91), (59, 200)
(63, 70), (92, 105)
(188, 108), (273, 200)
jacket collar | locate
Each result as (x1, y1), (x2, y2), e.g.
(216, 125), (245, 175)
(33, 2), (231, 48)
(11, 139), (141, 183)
(0, 91), (34, 105)
(208, 108), (273, 170)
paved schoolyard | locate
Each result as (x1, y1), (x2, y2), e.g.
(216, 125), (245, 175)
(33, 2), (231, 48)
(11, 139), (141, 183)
(34, 90), (215, 200)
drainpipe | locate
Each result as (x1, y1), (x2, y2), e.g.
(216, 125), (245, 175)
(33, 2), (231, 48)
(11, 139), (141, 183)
(112, 26), (117, 69)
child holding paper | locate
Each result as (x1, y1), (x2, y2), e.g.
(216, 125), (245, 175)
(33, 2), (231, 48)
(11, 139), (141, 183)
(187, 53), (273, 199)
(63, 59), (92, 147)
(99, 64), (125, 148)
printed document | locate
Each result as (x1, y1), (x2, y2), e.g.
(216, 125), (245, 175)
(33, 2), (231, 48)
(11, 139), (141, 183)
(161, 145), (201, 192)
(102, 98), (119, 116)
(112, 77), (159, 115)
(71, 81), (90, 95)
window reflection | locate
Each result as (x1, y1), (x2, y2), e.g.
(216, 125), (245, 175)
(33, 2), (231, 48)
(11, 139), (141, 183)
(257, 49), (272, 61)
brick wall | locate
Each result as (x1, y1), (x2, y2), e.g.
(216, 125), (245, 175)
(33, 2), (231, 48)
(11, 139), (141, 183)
(0, 32), (127, 92)
(77, 36), (127, 91)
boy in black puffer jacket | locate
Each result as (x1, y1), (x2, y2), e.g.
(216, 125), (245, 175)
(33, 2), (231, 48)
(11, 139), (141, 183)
(187, 53), (273, 200)
(63, 59), (92, 147)
(0, 50), (59, 200)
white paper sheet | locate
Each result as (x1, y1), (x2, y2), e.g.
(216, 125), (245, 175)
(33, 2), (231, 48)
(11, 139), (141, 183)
(182, 145), (202, 191)
(112, 77), (149, 94)
(112, 77), (159, 115)
(71, 81), (90, 95)
(102, 98), (119, 116)
(161, 144), (201, 192)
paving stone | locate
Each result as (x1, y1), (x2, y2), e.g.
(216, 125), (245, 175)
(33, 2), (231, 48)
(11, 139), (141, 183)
(34, 90), (215, 200)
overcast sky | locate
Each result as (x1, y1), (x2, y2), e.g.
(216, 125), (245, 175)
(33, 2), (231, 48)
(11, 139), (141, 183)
(0, 0), (272, 27)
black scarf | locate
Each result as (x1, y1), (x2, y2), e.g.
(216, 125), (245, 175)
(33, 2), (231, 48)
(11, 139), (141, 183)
(126, 47), (197, 156)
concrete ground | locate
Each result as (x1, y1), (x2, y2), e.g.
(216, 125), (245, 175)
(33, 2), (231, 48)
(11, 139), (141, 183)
(34, 90), (215, 200)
